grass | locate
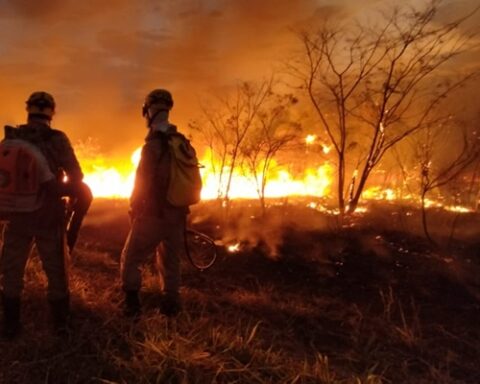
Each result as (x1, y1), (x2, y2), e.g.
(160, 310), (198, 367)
(0, 199), (479, 383)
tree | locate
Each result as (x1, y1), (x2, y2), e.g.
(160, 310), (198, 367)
(415, 118), (480, 243)
(191, 79), (303, 214)
(190, 79), (276, 209)
(189, 108), (230, 200)
(240, 93), (300, 214)
(289, 0), (477, 214)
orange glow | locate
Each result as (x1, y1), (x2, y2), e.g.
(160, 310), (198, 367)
(362, 187), (396, 201)
(322, 145), (331, 155)
(227, 243), (241, 253)
(444, 205), (473, 213)
(305, 134), (316, 145)
(131, 147), (142, 167)
(79, 147), (474, 215)
(423, 199), (474, 213)
(80, 146), (334, 200)
(199, 148), (333, 200)
(82, 147), (141, 198)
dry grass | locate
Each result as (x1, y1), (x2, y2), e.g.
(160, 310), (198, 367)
(0, 199), (479, 383)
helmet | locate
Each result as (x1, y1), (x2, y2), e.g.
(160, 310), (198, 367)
(142, 89), (173, 117)
(26, 91), (56, 119)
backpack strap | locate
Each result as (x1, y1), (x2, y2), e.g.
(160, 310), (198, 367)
(167, 132), (199, 162)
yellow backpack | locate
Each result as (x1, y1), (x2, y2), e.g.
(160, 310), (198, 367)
(166, 133), (202, 207)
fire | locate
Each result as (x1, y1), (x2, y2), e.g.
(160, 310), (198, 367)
(131, 147), (142, 167)
(82, 148), (141, 198)
(363, 187), (396, 201)
(444, 205), (473, 213)
(199, 152), (333, 199)
(227, 243), (241, 253)
(79, 146), (334, 200)
(305, 134), (331, 155)
(305, 134), (316, 145)
(78, 145), (475, 215)
(424, 199), (474, 213)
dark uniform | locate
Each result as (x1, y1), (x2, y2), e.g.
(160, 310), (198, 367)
(0, 92), (85, 339)
(121, 89), (186, 317)
(1, 122), (83, 299)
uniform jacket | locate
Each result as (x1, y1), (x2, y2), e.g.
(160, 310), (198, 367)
(130, 124), (188, 218)
(4, 121), (84, 226)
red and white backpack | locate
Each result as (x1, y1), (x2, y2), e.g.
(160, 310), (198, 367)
(0, 137), (54, 214)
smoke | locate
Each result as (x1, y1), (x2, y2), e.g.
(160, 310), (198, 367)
(191, 199), (332, 259)
(0, 0), (478, 160)
(0, 0), (357, 154)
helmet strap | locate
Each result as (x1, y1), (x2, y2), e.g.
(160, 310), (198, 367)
(147, 108), (169, 128)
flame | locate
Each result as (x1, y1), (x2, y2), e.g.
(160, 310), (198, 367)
(200, 160), (333, 200)
(305, 134), (331, 155)
(78, 145), (474, 215)
(363, 187), (396, 201)
(424, 200), (474, 213)
(227, 243), (241, 253)
(305, 134), (316, 145)
(444, 205), (473, 213)
(79, 145), (333, 200)
(82, 147), (141, 198)
(131, 147), (142, 167)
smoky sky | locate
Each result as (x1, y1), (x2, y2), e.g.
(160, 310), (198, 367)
(0, 0), (478, 158)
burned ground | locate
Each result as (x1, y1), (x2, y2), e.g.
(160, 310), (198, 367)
(0, 199), (479, 383)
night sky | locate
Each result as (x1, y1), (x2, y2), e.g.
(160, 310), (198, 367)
(0, 0), (478, 158)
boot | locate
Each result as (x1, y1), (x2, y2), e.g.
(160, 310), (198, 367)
(49, 295), (70, 336)
(1, 294), (21, 340)
(124, 290), (141, 318)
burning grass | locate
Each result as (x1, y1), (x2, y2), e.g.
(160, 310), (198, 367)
(0, 199), (479, 383)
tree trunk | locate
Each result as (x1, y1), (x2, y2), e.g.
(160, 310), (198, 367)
(347, 168), (371, 214)
(421, 189), (436, 245)
(337, 155), (346, 214)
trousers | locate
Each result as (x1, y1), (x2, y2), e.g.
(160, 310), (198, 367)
(121, 209), (186, 297)
(0, 216), (68, 300)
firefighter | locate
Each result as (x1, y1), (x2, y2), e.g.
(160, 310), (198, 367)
(121, 89), (187, 318)
(0, 91), (87, 339)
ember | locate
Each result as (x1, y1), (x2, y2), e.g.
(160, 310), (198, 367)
(227, 243), (241, 253)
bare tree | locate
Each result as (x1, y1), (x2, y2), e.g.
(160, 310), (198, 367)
(190, 111), (230, 200)
(191, 79), (275, 208)
(289, 0), (478, 214)
(240, 93), (301, 214)
(415, 119), (480, 244)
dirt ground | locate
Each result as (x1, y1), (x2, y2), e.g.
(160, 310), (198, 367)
(0, 199), (479, 383)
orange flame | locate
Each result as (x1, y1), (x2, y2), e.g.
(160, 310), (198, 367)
(78, 146), (474, 214)
(305, 134), (316, 145)
(81, 146), (334, 200)
(82, 148), (141, 198)
(227, 243), (241, 253)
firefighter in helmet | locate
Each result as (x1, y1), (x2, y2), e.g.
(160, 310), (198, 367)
(121, 89), (187, 318)
(0, 91), (91, 339)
